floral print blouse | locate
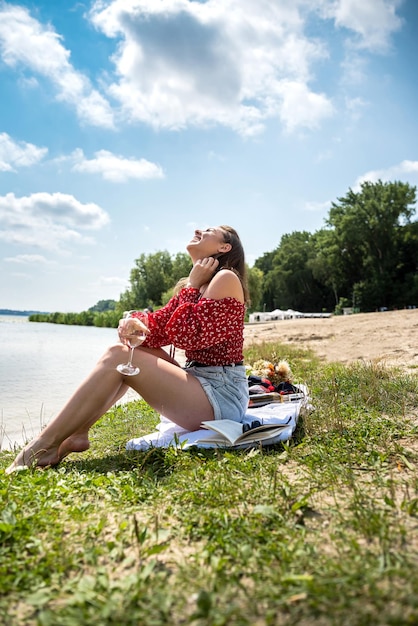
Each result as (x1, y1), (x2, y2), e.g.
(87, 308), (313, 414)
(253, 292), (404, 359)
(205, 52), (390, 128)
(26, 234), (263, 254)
(136, 287), (245, 366)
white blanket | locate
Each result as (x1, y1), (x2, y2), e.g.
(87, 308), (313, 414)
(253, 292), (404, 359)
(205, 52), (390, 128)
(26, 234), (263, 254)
(126, 390), (308, 451)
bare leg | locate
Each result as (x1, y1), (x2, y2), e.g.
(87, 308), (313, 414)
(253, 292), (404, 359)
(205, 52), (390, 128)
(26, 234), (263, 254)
(6, 344), (213, 473)
(57, 347), (179, 460)
(56, 382), (129, 461)
(6, 350), (129, 471)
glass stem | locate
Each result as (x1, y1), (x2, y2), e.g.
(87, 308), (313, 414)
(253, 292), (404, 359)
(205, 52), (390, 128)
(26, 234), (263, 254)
(127, 346), (135, 366)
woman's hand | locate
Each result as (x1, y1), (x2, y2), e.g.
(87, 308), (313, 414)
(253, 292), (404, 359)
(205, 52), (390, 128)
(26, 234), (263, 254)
(118, 316), (149, 345)
(187, 257), (219, 290)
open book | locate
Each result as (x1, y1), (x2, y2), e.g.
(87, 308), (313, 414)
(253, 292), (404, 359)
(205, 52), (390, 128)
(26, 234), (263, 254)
(197, 418), (292, 447)
(126, 389), (307, 451)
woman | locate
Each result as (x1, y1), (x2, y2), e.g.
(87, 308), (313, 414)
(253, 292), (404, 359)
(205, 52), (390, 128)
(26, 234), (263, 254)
(6, 226), (249, 473)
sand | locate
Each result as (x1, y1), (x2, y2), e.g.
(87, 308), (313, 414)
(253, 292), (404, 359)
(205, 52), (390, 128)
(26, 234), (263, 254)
(243, 308), (418, 371)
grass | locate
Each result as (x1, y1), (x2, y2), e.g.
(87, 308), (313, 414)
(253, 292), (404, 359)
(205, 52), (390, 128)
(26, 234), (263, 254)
(1, 342), (417, 625)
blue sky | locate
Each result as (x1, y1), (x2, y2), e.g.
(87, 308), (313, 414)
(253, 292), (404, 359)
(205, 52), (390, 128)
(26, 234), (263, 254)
(1, 0), (417, 312)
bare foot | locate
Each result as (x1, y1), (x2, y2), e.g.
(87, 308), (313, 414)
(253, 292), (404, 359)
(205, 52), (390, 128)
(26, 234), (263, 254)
(57, 434), (90, 462)
(5, 434), (91, 474)
(5, 440), (61, 474)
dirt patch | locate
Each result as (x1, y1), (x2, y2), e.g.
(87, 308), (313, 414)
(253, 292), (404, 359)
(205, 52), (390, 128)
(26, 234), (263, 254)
(244, 308), (418, 371)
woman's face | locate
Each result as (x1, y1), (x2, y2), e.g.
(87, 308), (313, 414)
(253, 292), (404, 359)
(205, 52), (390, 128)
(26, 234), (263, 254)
(186, 227), (230, 259)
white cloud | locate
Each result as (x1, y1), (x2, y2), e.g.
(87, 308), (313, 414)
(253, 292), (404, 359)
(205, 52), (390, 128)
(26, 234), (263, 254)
(304, 199), (333, 212)
(0, 192), (110, 250)
(0, 3), (114, 128)
(0, 133), (48, 172)
(345, 96), (368, 121)
(317, 0), (403, 88)
(318, 0), (403, 52)
(4, 254), (55, 264)
(89, 0), (334, 134)
(0, 1), (403, 136)
(98, 275), (129, 285)
(277, 81), (334, 132)
(96, 275), (130, 291)
(354, 160), (418, 190)
(71, 149), (164, 182)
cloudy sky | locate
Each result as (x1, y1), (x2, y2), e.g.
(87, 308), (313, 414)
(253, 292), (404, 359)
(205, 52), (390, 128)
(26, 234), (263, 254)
(1, 0), (417, 312)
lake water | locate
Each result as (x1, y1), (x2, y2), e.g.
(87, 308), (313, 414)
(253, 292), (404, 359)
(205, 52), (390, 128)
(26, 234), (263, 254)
(0, 315), (140, 451)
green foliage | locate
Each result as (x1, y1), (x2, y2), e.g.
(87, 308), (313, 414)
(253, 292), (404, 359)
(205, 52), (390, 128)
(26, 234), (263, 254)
(255, 180), (417, 313)
(326, 179), (417, 311)
(256, 231), (335, 312)
(88, 300), (117, 313)
(171, 252), (193, 284)
(246, 265), (263, 311)
(29, 252), (192, 326)
(30, 179), (418, 325)
(334, 296), (352, 315)
(119, 251), (192, 312)
(308, 227), (342, 306)
(29, 309), (121, 328)
(1, 344), (418, 625)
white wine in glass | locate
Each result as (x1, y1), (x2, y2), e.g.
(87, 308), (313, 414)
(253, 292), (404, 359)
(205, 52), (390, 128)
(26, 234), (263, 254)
(116, 311), (148, 376)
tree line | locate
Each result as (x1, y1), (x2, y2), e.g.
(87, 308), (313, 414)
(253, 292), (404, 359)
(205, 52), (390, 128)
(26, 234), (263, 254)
(30, 180), (417, 327)
(256, 179), (418, 313)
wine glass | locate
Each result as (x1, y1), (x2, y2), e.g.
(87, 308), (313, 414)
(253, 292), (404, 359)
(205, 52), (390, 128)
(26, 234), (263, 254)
(116, 310), (148, 376)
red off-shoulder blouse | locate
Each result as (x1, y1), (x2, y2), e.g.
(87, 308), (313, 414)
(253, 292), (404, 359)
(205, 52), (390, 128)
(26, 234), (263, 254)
(135, 287), (245, 366)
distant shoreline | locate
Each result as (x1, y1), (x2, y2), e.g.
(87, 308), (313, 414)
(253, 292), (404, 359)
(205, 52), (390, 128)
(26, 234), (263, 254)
(0, 309), (49, 316)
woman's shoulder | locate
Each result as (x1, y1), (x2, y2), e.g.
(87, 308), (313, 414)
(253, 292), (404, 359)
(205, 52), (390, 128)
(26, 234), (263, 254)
(203, 268), (244, 302)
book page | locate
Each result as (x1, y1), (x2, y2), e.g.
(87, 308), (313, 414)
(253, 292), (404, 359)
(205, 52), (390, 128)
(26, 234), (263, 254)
(196, 431), (236, 445)
(196, 425), (287, 446)
(200, 420), (244, 445)
(200, 420), (289, 445)
(235, 426), (287, 444)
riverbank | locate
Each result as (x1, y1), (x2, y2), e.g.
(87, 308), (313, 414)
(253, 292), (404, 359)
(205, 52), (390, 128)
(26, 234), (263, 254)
(1, 343), (417, 625)
(244, 308), (418, 370)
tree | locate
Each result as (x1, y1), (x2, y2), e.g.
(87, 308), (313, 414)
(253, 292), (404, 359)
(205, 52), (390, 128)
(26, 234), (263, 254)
(119, 251), (193, 311)
(256, 231), (334, 312)
(119, 250), (174, 310)
(247, 265), (263, 311)
(326, 180), (417, 310)
(254, 250), (276, 276)
(254, 250), (279, 310)
(88, 299), (117, 313)
(308, 228), (344, 306)
(171, 252), (193, 284)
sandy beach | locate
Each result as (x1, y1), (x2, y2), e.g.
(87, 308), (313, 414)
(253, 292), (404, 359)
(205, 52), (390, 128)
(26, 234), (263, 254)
(243, 308), (418, 371)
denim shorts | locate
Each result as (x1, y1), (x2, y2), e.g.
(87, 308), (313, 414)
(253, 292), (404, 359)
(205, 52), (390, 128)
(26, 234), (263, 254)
(186, 365), (249, 422)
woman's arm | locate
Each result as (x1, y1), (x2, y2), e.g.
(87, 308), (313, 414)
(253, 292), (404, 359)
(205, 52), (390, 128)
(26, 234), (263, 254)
(138, 287), (200, 349)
